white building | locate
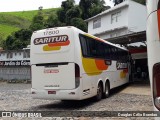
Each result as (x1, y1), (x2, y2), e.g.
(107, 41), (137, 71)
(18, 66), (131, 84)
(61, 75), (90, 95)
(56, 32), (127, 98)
(86, 0), (148, 80)
(85, 0), (146, 40)
(0, 49), (30, 61)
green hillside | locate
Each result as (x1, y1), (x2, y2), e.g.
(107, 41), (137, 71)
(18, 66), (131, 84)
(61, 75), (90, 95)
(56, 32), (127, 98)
(0, 8), (58, 43)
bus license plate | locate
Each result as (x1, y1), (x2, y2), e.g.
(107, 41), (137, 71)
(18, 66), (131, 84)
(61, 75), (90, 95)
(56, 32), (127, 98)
(48, 91), (56, 94)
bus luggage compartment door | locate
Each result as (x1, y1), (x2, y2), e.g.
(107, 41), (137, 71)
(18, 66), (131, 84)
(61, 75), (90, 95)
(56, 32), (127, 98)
(32, 63), (75, 90)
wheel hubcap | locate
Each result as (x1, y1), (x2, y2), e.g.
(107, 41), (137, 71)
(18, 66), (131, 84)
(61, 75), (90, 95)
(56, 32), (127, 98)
(97, 85), (102, 97)
(106, 85), (108, 95)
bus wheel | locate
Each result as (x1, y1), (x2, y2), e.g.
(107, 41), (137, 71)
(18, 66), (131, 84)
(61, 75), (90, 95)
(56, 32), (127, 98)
(103, 82), (110, 98)
(95, 83), (103, 101)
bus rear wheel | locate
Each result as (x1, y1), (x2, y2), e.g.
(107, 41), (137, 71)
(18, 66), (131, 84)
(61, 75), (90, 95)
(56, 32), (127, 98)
(103, 82), (110, 98)
(95, 83), (103, 101)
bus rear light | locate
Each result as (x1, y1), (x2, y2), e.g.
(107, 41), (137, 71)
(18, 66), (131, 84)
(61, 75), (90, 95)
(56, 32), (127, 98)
(153, 63), (160, 110)
(48, 91), (56, 94)
(75, 64), (80, 88)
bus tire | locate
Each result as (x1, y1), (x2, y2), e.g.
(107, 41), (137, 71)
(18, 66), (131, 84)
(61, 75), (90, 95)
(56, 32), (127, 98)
(103, 81), (110, 98)
(95, 83), (103, 101)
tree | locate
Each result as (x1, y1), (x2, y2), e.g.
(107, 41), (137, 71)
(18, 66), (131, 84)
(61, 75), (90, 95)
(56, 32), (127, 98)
(2, 29), (32, 50)
(61, 0), (75, 10)
(46, 14), (65, 28)
(54, 0), (88, 31)
(3, 35), (15, 50)
(13, 29), (32, 50)
(57, 0), (75, 23)
(79, 0), (107, 19)
(29, 10), (45, 31)
(70, 18), (87, 32)
(66, 6), (81, 24)
(0, 33), (5, 47)
(14, 29), (32, 41)
(57, 9), (67, 23)
(39, 6), (43, 10)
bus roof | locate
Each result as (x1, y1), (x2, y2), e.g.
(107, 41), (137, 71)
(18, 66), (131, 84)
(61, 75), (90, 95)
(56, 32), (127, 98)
(83, 33), (128, 51)
(33, 26), (128, 52)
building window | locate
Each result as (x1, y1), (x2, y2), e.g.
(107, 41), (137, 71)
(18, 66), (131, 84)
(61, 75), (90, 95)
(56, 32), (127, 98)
(10, 53), (13, 58)
(111, 11), (121, 24)
(93, 18), (101, 29)
(27, 52), (30, 58)
(6, 53), (13, 58)
(23, 52), (26, 58)
(7, 53), (9, 58)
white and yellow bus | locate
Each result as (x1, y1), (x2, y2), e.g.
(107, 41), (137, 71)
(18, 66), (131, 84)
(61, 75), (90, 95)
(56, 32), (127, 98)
(147, 0), (160, 111)
(31, 26), (131, 100)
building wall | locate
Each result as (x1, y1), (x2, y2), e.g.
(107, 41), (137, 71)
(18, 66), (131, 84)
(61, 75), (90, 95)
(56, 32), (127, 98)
(128, 0), (147, 33)
(0, 66), (31, 80)
(0, 50), (30, 61)
(87, 0), (146, 40)
(88, 3), (129, 36)
(0, 49), (31, 81)
(96, 28), (128, 40)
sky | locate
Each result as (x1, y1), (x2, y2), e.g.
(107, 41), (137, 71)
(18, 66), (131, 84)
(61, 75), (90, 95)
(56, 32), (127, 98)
(0, 0), (114, 12)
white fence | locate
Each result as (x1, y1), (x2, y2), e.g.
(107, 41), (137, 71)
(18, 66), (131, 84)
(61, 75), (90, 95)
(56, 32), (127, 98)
(0, 66), (31, 81)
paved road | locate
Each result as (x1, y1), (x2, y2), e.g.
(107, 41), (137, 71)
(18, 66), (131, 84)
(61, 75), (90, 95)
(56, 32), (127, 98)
(0, 81), (154, 120)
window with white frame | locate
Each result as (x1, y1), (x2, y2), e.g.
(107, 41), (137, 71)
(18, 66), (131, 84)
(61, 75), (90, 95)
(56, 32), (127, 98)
(10, 53), (13, 58)
(111, 11), (121, 24)
(93, 18), (101, 29)
(23, 52), (26, 58)
(7, 53), (13, 58)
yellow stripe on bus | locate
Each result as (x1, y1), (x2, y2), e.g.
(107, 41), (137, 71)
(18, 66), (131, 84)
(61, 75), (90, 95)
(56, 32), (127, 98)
(43, 45), (61, 51)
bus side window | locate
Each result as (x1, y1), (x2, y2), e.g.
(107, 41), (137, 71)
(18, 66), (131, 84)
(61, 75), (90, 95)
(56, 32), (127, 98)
(114, 48), (118, 60)
(104, 44), (111, 60)
(88, 38), (95, 57)
(117, 48), (121, 61)
(109, 46), (113, 60)
(121, 51), (128, 62)
(118, 49), (123, 62)
(79, 35), (88, 56)
(79, 34), (95, 58)
(111, 47), (116, 60)
(97, 42), (105, 58)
